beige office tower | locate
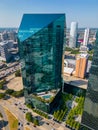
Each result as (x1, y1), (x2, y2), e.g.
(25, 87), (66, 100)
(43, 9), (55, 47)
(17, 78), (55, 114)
(75, 54), (88, 78)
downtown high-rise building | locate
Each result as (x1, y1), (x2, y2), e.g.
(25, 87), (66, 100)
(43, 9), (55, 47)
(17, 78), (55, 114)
(69, 22), (78, 48)
(83, 28), (89, 46)
(18, 14), (65, 112)
(81, 31), (98, 130)
(75, 54), (88, 79)
(0, 33), (3, 42)
(0, 41), (13, 62)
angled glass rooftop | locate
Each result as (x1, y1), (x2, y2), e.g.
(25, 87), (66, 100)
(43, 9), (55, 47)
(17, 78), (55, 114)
(18, 14), (65, 42)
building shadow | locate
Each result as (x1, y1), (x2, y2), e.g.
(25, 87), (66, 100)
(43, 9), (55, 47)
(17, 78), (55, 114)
(35, 116), (43, 121)
(3, 95), (11, 100)
(64, 82), (86, 96)
(39, 121), (45, 126)
(69, 80), (88, 86)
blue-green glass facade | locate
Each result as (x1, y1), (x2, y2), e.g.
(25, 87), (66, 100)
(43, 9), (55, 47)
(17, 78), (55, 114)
(18, 14), (65, 108)
(81, 31), (98, 130)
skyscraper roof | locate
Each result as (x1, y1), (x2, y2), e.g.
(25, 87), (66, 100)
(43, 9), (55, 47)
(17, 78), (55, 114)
(18, 14), (65, 42)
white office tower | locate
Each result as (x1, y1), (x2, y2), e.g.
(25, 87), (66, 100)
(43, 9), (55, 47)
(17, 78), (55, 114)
(83, 28), (89, 46)
(0, 33), (3, 42)
(69, 22), (78, 48)
(93, 32), (96, 40)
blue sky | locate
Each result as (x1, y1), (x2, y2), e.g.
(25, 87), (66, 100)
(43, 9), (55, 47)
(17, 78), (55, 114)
(0, 0), (98, 28)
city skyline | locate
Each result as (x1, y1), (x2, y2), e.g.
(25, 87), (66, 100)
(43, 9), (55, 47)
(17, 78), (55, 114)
(0, 9), (97, 129)
(0, 0), (98, 28)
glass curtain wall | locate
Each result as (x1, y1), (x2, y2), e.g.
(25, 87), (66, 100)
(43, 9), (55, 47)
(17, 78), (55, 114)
(18, 14), (65, 96)
(81, 31), (98, 130)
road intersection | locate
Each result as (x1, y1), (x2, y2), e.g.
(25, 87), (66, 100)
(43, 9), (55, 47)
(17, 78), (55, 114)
(0, 97), (69, 130)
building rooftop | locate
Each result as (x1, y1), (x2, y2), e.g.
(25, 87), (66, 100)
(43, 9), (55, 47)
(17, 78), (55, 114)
(64, 67), (74, 74)
(0, 41), (8, 46)
(0, 40), (14, 46)
(63, 75), (88, 90)
(65, 59), (76, 65)
(64, 59), (91, 72)
(78, 53), (88, 58)
(18, 13), (65, 42)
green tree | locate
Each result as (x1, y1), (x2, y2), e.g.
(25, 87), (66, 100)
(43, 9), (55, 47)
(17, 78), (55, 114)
(33, 118), (39, 126)
(11, 89), (24, 97)
(5, 89), (14, 95)
(88, 49), (94, 55)
(71, 49), (80, 54)
(0, 112), (3, 118)
(0, 84), (4, 89)
(0, 93), (5, 99)
(15, 70), (21, 77)
(33, 109), (48, 119)
(65, 47), (73, 51)
(88, 55), (93, 61)
(26, 103), (34, 109)
(53, 111), (56, 119)
(76, 123), (80, 130)
(0, 79), (6, 90)
(26, 112), (33, 122)
(72, 121), (77, 129)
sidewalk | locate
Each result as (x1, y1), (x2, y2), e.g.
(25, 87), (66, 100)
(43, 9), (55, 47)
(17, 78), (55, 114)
(38, 126), (48, 130)
(57, 126), (69, 130)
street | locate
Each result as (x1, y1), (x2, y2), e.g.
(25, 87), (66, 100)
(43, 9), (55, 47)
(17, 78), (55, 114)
(0, 62), (20, 79)
(0, 105), (9, 130)
(0, 97), (70, 130)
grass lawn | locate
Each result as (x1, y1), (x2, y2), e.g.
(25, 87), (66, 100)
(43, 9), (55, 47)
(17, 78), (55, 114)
(4, 108), (18, 130)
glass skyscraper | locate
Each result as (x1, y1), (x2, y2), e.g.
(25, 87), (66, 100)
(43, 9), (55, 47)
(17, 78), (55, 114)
(69, 22), (78, 48)
(81, 31), (98, 130)
(18, 14), (65, 111)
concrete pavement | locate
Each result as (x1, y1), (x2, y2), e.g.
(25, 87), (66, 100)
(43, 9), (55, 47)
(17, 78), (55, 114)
(0, 101), (24, 130)
(0, 99), (39, 130)
(0, 105), (9, 130)
(0, 97), (70, 130)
